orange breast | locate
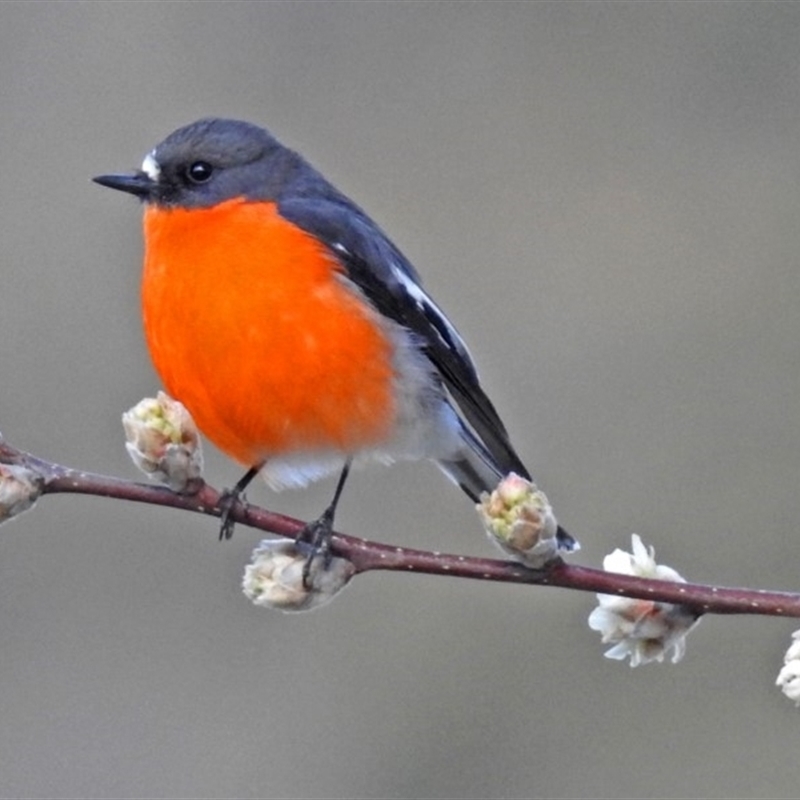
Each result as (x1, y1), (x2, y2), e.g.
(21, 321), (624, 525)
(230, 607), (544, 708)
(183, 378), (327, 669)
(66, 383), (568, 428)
(141, 198), (396, 466)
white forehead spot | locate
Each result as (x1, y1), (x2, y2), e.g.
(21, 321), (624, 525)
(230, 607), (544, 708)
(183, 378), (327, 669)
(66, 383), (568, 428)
(141, 152), (161, 180)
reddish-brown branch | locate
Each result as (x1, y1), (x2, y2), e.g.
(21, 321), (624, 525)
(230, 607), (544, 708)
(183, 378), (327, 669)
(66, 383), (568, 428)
(2, 436), (800, 618)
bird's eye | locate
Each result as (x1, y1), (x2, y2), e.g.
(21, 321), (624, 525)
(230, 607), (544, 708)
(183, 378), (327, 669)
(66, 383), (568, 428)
(185, 161), (213, 184)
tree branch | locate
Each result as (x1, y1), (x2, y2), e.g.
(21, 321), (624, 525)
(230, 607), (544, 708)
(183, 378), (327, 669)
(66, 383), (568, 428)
(2, 435), (799, 619)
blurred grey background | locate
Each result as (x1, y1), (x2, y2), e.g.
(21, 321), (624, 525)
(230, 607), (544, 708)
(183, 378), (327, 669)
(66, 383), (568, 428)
(0, 2), (799, 797)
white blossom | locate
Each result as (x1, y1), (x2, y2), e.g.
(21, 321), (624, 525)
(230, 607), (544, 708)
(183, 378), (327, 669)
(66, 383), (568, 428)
(588, 534), (700, 667)
(776, 629), (800, 706)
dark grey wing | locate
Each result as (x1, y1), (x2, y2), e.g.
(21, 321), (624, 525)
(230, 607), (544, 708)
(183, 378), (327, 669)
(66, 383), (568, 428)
(277, 195), (531, 483)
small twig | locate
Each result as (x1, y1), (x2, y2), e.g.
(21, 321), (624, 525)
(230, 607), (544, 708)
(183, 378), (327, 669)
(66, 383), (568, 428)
(2, 436), (800, 618)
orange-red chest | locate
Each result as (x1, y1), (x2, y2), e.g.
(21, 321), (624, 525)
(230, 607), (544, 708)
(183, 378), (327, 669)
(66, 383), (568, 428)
(141, 199), (396, 466)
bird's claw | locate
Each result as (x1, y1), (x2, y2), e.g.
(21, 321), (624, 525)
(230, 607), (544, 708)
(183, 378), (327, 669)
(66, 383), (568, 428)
(218, 488), (248, 541)
(297, 508), (335, 587)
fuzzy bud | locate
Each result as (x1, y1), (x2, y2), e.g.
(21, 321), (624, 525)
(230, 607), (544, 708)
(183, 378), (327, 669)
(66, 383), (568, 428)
(0, 463), (43, 524)
(242, 538), (355, 613)
(122, 392), (203, 492)
(477, 473), (560, 568)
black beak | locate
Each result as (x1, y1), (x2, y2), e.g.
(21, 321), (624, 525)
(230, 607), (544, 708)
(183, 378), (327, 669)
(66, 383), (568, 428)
(93, 171), (156, 198)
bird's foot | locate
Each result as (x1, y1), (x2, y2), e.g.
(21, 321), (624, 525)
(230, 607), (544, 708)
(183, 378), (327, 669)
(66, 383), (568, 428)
(218, 486), (250, 541)
(217, 464), (261, 541)
(296, 507), (336, 588)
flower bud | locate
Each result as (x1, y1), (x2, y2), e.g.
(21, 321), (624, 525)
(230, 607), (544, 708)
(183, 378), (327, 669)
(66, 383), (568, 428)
(122, 392), (203, 492)
(242, 538), (355, 613)
(0, 464), (43, 524)
(477, 473), (560, 568)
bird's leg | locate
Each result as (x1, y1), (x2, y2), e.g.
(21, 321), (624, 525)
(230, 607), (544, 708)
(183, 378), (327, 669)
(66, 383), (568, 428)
(218, 464), (262, 541)
(298, 459), (352, 586)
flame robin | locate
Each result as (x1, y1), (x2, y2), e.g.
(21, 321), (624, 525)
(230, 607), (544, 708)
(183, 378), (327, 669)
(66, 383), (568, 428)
(94, 118), (575, 555)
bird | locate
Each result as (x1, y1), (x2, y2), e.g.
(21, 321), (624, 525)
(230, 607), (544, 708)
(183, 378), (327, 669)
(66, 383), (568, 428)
(94, 117), (575, 560)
